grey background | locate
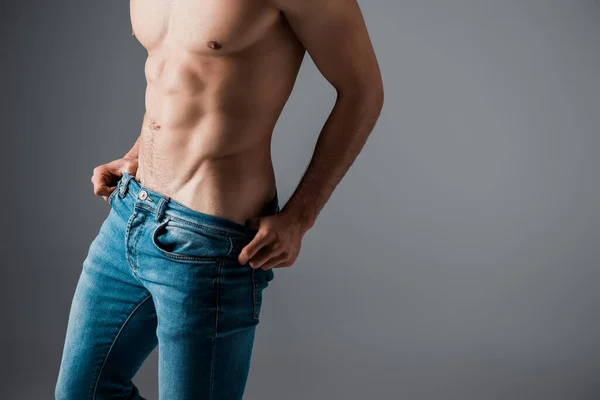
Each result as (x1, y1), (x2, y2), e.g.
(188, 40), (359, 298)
(2, 1), (600, 399)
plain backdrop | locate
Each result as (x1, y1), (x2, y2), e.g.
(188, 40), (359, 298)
(2, 1), (600, 399)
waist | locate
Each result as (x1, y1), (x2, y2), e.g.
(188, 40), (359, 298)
(118, 171), (279, 240)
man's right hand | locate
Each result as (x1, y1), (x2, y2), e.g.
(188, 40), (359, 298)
(91, 157), (139, 201)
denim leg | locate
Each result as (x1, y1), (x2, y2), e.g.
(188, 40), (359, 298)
(136, 253), (262, 400)
(55, 209), (158, 400)
(100, 172), (278, 399)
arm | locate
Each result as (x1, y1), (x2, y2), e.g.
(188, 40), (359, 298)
(238, 0), (384, 268)
(277, 0), (384, 230)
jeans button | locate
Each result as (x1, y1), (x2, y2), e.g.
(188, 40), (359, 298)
(138, 190), (148, 200)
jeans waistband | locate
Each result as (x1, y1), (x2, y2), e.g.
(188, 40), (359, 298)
(117, 171), (279, 239)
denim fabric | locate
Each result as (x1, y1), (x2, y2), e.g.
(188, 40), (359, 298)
(55, 172), (278, 399)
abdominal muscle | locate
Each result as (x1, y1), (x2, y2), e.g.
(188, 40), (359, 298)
(132, 10), (304, 226)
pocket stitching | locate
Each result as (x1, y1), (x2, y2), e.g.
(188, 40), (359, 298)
(252, 268), (260, 320)
(151, 217), (229, 263)
(166, 214), (250, 239)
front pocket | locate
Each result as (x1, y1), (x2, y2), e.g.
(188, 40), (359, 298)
(151, 217), (233, 263)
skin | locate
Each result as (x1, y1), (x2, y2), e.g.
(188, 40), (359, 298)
(91, 0), (384, 270)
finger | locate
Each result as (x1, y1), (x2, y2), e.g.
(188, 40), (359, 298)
(92, 180), (114, 197)
(92, 168), (120, 196)
(91, 171), (109, 188)
(247, 245), (278, 269)
(93, 163), (122, 185)
(259, 252), (289, 270)
(238, 230), (272, 265)
(101, 187), (117, 202)
(94, 185), (113, 197)
(91, 173), (114, 197)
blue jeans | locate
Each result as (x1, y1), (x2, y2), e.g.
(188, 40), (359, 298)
(55, 172), (278, 399)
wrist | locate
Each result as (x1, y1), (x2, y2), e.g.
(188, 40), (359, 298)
(278, 206), (316, 233)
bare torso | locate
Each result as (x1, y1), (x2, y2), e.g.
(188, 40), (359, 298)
(130, 0), (305, 225)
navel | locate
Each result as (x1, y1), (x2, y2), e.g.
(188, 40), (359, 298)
(207, 40), (222, 50)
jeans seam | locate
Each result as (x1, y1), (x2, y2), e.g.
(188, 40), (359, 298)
(208, 335), (217, 400)
(252, 269), (259, 320)
(124, 213), (136, 269)
(124, 212), (145, 285)
(209, 256), (224, 400)
(92, 293), (153, 400)
(132, 214), (146, 275)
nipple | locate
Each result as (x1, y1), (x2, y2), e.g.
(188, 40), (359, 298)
(207, 40), (222, 50)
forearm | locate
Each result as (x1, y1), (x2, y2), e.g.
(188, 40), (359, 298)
(280, 88), (383, 231)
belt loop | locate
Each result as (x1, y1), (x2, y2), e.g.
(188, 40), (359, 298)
(119, 173), (133, 198)
(156, 196), (170, 221)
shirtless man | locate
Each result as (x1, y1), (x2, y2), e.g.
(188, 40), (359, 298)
(55, 0), (383, 398)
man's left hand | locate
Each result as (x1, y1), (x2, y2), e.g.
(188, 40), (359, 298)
(238, 213), (308, 270)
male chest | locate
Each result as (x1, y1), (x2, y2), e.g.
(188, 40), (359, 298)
(130, 0), (280, 54)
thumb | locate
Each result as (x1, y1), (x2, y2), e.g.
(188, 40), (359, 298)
(120, 161), (139, 176)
